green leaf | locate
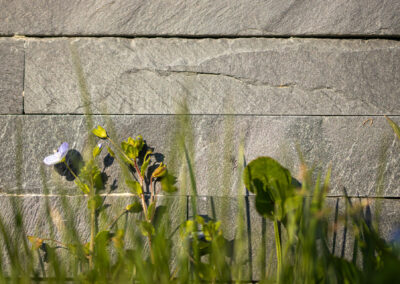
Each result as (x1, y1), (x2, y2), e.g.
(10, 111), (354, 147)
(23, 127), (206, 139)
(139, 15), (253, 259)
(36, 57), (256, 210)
(254, 187), (275, 219)
(139, 221), (155, 237)
(160, 172), (178, 193)
(125, 179), (143, 195)
(243, 157), (293, 221)
(92, 125), (108, 139)
(75, 180), (90, 194)
(87, 195), (103, 210)
(95, 230), (112, 246)
(147, 202), (156, 220)
(93, 172), (104, 191)
(385, 115), (400, 141)
(111, 230), (124, 249)
(140, 150), (152, 177)
(125, 201), (143, 213)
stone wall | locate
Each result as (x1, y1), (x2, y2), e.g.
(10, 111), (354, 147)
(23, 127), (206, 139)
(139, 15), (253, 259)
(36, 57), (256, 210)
(1, 0), (400, 279)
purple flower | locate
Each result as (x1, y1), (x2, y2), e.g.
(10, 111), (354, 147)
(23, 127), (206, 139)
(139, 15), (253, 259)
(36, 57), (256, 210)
(43, 142), (69, 165)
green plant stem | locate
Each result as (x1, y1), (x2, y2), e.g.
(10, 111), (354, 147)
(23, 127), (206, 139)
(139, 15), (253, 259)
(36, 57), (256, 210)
(107, 210), (127, 230)
(89, 204), (95, 269)
(133, 160), (144, 186)
(274, 220), (282, 283)
(89, 175), (96, 270)
(63, 161), (80, 182)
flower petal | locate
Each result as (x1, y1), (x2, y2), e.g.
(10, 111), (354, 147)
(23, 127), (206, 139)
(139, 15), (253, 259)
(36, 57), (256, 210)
(43, 154), (62, 166)
(58, 142), (69, 158)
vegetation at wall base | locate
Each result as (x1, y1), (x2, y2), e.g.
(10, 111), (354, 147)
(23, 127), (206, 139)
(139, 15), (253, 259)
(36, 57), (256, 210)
(0, 117), (398, 283)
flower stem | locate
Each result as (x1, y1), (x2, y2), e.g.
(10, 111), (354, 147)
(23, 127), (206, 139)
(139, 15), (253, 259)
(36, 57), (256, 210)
(63, 161), (80, 182)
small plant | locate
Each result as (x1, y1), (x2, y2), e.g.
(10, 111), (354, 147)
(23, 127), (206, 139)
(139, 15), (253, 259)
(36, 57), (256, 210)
(32, 125), (178, 281)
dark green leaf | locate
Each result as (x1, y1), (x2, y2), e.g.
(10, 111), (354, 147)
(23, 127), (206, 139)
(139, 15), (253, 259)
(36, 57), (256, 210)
(243, 157), (293, 220)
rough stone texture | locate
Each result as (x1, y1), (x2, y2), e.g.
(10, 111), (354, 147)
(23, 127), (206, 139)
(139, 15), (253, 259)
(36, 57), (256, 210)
(0, 115), (399, 196)
(1, 1), (400, 36)
(24, 38), (400, 115)
(0, 38), (24, 114)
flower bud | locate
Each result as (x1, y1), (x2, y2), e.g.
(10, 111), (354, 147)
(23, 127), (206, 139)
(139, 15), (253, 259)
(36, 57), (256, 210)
(92, 143), (103, 158)
(92, 125), (108, 139)
(152, 162), (167, 178)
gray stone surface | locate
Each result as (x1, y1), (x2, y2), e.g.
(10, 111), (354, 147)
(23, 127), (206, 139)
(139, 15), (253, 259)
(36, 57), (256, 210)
(24, 37), (400, 115)
(0, 115), (399, 196)
(0, 38), (24, 114)
(1, 1), (400, 36)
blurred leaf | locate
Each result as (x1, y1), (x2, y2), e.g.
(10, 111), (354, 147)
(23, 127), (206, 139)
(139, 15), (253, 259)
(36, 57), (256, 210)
(160, 172), (178, 193)
(139, 221), (155, 237)
(95, 230), (112, 245)
(385, 116), (400, 141)
(112, 230), (124, 249)
(196, 215), (205, 225)
(180, 220), (196, 239)
(125, 201), (143, 213)
(125, 179), (143, 195)
(88, 195), (102, 210)
(147, 202), (156, 220)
